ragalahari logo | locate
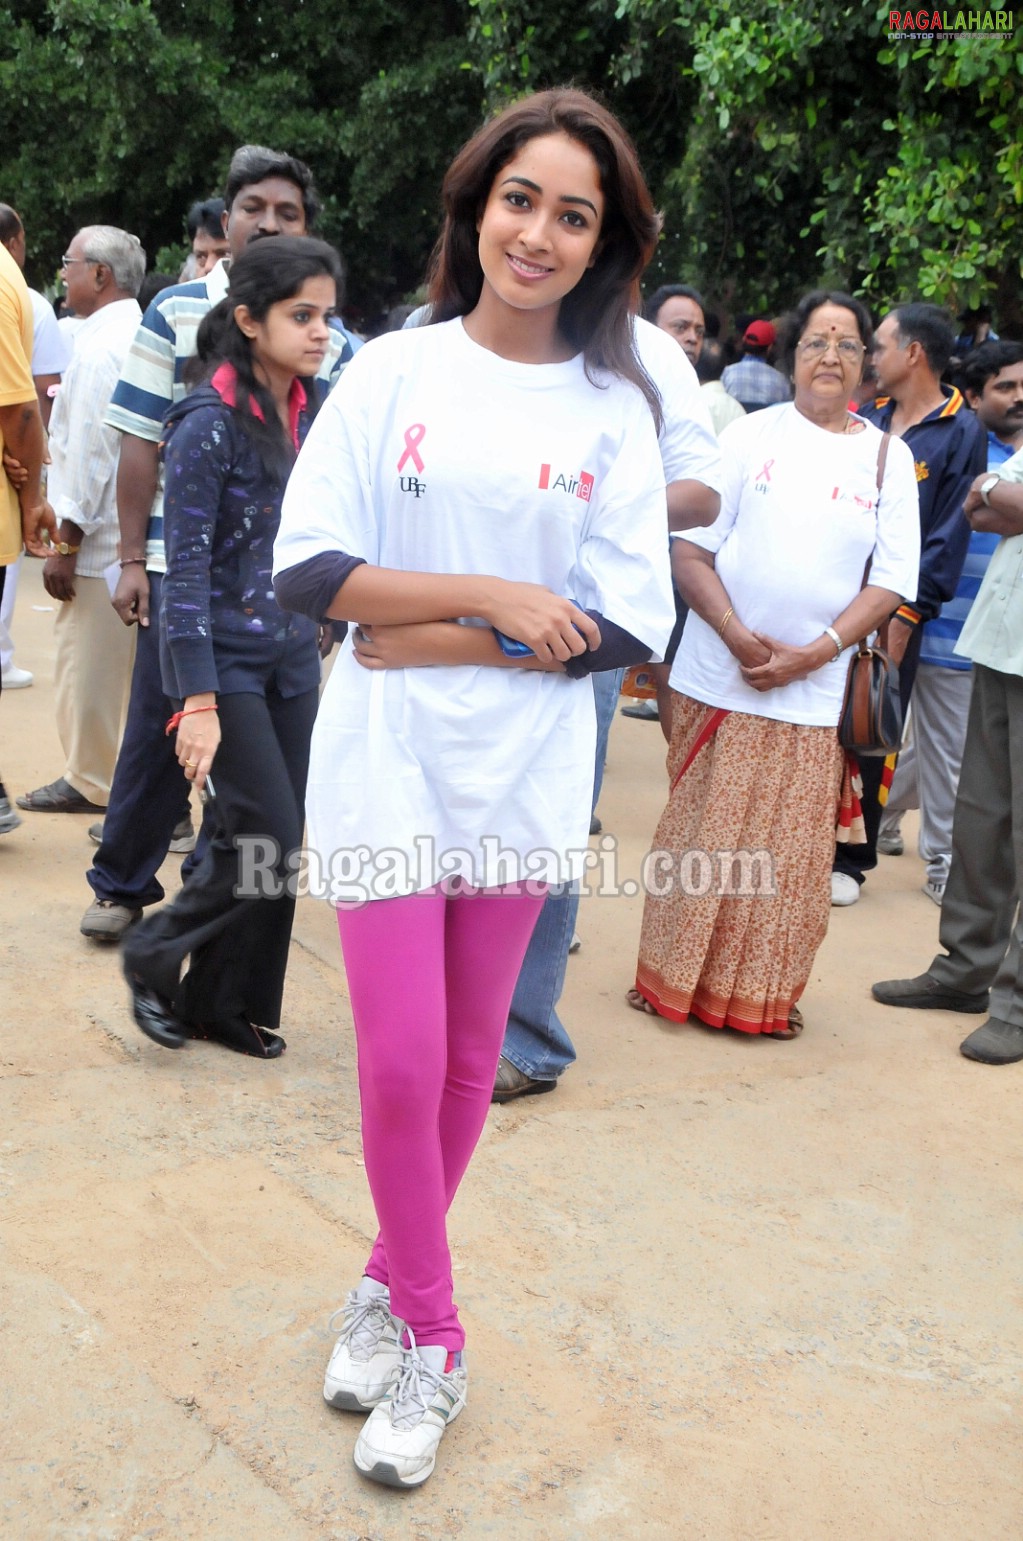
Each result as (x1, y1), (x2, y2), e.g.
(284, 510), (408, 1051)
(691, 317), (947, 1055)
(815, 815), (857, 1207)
(888, 8), (1015, 38)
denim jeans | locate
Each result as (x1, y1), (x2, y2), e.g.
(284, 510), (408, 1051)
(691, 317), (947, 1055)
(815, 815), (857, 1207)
(501, 667), (624, 1081)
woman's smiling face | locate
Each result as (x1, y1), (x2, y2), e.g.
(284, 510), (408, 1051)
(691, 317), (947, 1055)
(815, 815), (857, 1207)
(475, 132), (605, 320)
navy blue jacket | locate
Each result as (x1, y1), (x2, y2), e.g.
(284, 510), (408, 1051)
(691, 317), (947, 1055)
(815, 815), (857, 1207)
(159, 371), (320, 701)
(861, 387), (987, 626)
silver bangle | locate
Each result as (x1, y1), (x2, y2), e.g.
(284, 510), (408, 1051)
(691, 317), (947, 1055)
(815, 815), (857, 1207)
(824, 626), (844, 659)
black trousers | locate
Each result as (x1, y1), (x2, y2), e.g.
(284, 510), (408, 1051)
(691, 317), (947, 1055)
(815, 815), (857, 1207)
(123, 686), (318, 1031)
(87, 572), (195, 910)
(834, 621), (923, 883)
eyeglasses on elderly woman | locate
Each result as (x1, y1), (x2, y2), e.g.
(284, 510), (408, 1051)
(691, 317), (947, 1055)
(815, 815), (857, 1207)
(797, 335), (865, 361)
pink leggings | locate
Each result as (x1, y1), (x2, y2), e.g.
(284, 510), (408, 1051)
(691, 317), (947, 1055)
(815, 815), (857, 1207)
(336, 884), (545, 1350)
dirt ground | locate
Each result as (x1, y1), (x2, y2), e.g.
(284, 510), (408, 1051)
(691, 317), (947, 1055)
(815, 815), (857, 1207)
(1, 559), (1020, 1541)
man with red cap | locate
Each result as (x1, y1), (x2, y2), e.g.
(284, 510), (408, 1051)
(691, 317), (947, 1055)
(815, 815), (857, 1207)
(722, 318), (791, 413)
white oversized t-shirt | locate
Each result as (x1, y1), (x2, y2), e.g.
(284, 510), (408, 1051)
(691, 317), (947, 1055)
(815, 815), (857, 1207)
(632, 316), (721, 490)
(274, 318), (675, 900)
(671, 402), (920, 725)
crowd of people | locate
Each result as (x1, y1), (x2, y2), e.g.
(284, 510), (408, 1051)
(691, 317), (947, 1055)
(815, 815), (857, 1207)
(1, 85), (1021, 1493)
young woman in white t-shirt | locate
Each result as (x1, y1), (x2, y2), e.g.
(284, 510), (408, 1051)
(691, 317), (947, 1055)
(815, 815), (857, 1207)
(273, 88), (674, 1488)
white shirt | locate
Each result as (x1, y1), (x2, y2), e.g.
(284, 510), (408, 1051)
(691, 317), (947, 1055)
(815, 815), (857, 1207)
(407, 307), (723, 494)
(28, 290), (71, 378)
(275, 318), (675, 900)
(47, 297), (142, 577)
(632, 317), (722, 490)
(701, 379), (747, 437)
(671, 402), (920, 725)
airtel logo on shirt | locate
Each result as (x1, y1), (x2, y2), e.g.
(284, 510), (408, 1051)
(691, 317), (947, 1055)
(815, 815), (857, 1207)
(830, 486), (877, 512)
(538, 464), (595, 501)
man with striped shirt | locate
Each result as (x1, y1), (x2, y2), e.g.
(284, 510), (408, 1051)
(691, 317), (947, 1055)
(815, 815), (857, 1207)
(82, 145), (349, 942)
(878, 340), (1023, 904)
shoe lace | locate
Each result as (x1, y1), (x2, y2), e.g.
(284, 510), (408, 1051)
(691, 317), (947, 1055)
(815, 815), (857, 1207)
(386, 1327), (448, 1431)
(328, 1292), (393, 1356)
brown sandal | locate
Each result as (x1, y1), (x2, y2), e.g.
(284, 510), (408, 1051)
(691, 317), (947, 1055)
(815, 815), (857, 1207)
(626, 988), (659, 1016)
(765, 1004), (804, 1040)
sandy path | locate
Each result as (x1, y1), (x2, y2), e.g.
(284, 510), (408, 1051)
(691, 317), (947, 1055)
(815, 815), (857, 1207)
(1, 561), (1020, 1539)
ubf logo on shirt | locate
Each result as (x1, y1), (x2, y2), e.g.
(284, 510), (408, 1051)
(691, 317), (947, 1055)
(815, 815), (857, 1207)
(538, 463), (595, 501)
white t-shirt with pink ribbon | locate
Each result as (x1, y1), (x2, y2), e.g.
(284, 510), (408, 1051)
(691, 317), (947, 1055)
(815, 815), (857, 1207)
(671, 401), (921, 725)
(274, 317), (675, 901)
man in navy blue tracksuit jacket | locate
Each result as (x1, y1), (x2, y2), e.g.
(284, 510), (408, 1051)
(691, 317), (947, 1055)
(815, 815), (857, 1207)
(832, 302), (987, 902)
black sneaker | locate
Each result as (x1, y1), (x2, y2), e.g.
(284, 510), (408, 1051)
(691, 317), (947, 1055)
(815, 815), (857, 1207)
(960, 1018), (1023, 1065)
(871, 973), (989, 1013)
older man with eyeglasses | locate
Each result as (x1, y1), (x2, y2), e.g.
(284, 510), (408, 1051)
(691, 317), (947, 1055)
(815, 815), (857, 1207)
(16, 227), (145, 817)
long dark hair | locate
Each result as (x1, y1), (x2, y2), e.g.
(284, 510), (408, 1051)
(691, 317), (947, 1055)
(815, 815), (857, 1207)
(194, 235), (341, 482)
(427, 88), (662, 429)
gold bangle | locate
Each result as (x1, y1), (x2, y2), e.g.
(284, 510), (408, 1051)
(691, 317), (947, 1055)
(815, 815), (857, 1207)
(717, 605), (735, 639)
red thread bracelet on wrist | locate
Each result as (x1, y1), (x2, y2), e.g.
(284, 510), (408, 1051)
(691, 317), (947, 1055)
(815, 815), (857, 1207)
(165, 704), (219, 736)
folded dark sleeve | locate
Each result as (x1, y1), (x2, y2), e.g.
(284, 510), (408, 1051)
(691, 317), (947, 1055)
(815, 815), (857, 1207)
(273, 552), (366, 625)
(914, 415), (987, 622)
(562, 609), (653, 679)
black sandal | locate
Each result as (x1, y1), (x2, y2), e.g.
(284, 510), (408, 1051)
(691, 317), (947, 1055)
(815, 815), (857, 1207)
(186, 1016), (286, 1058)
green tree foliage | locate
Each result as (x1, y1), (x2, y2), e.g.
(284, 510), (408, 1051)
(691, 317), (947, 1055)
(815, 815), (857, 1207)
(849, 35), (1023, 324)
(471, 0), (1023, 322)
(0, 0), (480, 320)
(0, 0), (1019, 324)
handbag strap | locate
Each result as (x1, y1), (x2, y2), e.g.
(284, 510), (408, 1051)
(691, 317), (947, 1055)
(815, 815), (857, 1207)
(875, 430), (890, 495)
(853, 431), (892, 651)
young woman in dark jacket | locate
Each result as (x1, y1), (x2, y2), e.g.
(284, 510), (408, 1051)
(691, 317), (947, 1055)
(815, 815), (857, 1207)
(123, 236), (341, 1057)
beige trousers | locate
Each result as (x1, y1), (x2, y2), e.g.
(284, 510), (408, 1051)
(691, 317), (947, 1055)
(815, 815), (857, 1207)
(55, 575), (136, 805)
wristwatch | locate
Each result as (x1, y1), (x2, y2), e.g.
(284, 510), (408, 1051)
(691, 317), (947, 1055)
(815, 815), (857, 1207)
(50, 541), (80, 556)
(979, 474), (1001, 506)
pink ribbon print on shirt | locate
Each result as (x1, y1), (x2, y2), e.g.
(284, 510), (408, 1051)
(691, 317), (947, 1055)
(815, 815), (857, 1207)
(397, 423), (427, 474)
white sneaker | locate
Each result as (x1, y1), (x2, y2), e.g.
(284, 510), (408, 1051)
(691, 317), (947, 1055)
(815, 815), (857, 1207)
(353, 1332), (467, 1488)
(922, 877), (946, 907)
(168, 816), (197, 855)
(1, 665), (32, 689)
(831, 872), (861, 906)
(323, 1281), (403, 1411)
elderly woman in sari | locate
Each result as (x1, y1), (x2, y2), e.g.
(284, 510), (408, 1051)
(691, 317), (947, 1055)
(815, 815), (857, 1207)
(629, 291), (920, 1038)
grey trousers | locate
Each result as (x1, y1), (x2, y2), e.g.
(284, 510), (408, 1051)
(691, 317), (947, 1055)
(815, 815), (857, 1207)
(929, 664), (1023, 1027)
(882, 662), (974, 882)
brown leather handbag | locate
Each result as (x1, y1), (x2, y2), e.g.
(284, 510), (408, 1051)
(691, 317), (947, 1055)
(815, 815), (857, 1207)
(838, 625), (903, 756)
(837, 432), (904, 758)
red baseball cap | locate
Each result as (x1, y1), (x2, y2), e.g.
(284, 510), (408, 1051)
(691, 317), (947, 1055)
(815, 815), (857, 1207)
(743, 319), (776, 347)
